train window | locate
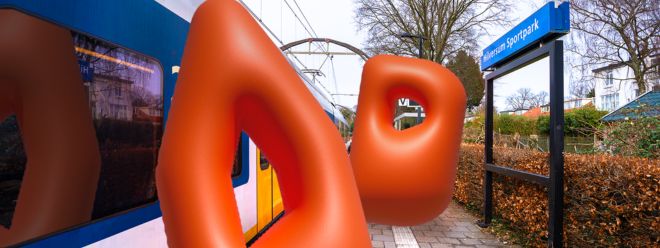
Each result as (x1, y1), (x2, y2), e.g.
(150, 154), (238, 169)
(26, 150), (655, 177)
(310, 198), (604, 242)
(0, 115), (24, 229)
(259, 152), (270, 170)
(232, 137), (242, 178)
(0, 30), (164, 231)
(72, 32), (164, 219)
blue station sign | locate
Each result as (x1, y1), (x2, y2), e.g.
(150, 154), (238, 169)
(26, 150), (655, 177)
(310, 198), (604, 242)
(480, 2), (569, 71)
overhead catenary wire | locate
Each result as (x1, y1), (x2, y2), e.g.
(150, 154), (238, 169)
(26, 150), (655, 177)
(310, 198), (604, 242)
(292, 0), (319, 38)
(282, 0), (326, 53)
(317, 53), (331, 71)
(280, 0), (339, 97)
(236, 0), (308, 69)
(239, 0), (347, 103)
(282, 0), (313, 39)
(237, 0), (283, 45)
(330, 55), (339, 96)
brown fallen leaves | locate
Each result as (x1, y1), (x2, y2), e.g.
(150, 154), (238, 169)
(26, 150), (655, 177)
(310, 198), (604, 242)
(454, 144), (659, 247)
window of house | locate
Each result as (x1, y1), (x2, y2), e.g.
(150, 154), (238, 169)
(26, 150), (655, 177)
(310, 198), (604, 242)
(605, 71), (614, 86)
(614, 93), (620, 109)
(114, 86), (122, 97)
(600, 93), (619, 111)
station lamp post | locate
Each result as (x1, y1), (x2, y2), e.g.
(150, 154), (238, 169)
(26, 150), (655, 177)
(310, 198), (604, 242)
(399, 32), (427, 125)
(399, 32), (426, 59)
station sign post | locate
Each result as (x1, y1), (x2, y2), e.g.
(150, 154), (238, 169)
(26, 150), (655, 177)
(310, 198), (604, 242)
(479, 2), (569, 248)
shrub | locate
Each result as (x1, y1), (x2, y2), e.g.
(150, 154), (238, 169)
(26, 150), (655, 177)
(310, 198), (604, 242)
(564, 106), (608, 136)
(463, 115), (485, 143)
(536, 106), (608, 136)
(536, 115), (550, 135)
(454, 144), (659, 247)
(463, 114), (539, 143)
(494, 114), (538, 135)
(602, 116), (660, 159)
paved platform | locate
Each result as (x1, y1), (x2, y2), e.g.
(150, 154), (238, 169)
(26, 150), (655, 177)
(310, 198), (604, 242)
(368, 202), (515, 248)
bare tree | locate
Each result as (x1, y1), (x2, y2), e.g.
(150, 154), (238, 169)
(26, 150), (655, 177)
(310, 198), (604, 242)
(505, 88), (548, 110)
(570, 0), (659, 93)
(355, 0), (512, 64)
(505, 88), (536, 110)
(569, 76), (595, 98)
(566, 45), (597, 98)
(531, 90), (549, 107)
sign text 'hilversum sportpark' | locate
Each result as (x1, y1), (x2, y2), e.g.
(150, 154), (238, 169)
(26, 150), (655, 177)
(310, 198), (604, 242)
(480, 2), (569, 71)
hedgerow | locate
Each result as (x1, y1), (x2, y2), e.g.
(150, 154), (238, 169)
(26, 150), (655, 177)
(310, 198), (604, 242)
(536, 106), (608, 137)
(454, 144), (659, 247)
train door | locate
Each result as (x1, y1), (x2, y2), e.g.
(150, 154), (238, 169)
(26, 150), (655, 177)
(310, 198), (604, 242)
(256, 149), (272, 231)
(256, 149), (284, 232)
(272, 168), (284, 216)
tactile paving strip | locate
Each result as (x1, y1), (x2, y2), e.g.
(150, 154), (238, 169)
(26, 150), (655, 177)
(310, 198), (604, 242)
(392, 226), (420, 248)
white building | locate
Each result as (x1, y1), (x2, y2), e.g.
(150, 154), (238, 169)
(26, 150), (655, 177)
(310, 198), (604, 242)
(499, 109), (528, 116)
(563, 98), (593, 110)
(89, 74), (134, 121)
(592, 60), (658, 112)
(539, 98), (593, 113)
(394, 112), (426, 130)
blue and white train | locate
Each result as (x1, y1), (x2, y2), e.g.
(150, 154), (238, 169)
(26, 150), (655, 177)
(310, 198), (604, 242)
(0, 0), (350, 246)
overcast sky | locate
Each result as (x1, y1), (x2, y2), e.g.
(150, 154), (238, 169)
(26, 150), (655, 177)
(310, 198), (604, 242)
(239, 0), (368, 108)
(158, 0), (572, 110)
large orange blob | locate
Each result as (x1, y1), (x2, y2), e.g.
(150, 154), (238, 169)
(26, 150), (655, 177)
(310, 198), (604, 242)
(155, 0), (370, 247)
(0, 10), (101, 246)
(350, 55), (467, 225)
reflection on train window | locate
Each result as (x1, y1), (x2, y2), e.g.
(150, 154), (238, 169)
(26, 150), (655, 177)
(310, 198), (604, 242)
(0, 31), (164, 228)
(73, 32), (164, 219)
(260, 152), (270, 170)
(232, 138), (242, 178)
(0, 115), (25, 228)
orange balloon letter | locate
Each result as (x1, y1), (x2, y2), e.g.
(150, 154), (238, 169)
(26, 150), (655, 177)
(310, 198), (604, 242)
(350, 55), (466, 225)
(155, 0), (370, 247)
(0, 10), (101, 246)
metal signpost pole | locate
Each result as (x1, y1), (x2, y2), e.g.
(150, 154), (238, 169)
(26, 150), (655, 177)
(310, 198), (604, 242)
(547, 40), (565, 248)
(480, 72), (494, 227)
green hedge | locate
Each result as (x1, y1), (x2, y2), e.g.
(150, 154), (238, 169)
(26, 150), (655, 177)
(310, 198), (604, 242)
(465, 113), (538, 135)
(494, 114), (537, 135)
(465, 106), (608, 137)
(537, 106), (607, 136)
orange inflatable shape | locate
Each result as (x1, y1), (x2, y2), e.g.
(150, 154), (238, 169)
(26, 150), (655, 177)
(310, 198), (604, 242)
(0, 10), (101, 246)
(350, 55), (466, 225)
(155, 0), (370, 247)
